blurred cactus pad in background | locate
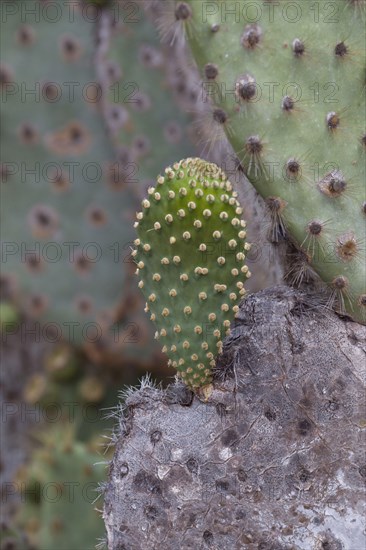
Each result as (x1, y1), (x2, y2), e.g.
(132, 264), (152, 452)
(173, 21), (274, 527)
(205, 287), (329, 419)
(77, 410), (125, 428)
(14, 426), (108, 550)
(1, 0), (365, 549)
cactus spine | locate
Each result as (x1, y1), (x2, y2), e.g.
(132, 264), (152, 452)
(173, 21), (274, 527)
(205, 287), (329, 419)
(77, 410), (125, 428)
(182, 0), (366, 324)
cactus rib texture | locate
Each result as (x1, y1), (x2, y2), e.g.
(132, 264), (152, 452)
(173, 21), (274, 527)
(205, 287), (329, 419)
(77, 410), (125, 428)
(183, 0), (366, 324)
(134, 158), (250, 389)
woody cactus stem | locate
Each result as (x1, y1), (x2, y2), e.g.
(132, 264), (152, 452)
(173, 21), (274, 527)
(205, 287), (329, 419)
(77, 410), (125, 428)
(133, 158), (250, 389)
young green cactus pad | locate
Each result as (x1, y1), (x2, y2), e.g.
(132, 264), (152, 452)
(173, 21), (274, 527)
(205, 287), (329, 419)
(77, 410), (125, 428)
(134, 158), (250, 388)
(181, 0), (366, 324)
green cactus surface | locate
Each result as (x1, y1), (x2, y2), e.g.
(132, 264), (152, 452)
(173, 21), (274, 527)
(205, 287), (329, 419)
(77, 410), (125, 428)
(0, 301), (19, 332)
(134, 158), (251, 389)
(43, 343), (80, 383)
(82, 0), (199, 365)
(0, 0), (136, 344)
(15, 429), (106, 550)
(97, 0), (195, 198)
(182, 0), (366, 324)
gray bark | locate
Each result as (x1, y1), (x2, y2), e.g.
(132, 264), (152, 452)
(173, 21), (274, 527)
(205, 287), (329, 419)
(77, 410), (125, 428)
(103, 286), (366, 550)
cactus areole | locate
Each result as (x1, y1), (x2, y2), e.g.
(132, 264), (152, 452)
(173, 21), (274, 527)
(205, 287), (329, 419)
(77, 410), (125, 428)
(134, 158), (250, 389)
(183, 0), (366, 324)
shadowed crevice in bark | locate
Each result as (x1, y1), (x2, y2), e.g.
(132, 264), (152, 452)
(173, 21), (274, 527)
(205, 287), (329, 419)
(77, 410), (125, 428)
(103, 286), (366, 550)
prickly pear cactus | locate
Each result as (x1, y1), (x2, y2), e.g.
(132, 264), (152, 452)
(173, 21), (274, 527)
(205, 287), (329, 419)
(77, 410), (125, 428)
(133, 158), (250, 389)
(15, 428), (106, 550)
(181, 0), (366, 324)
(97, 0), (195, 200)
(0, 0), (136, 344)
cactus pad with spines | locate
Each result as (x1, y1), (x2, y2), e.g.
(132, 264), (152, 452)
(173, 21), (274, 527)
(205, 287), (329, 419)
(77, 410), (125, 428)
(134, 158), (250, 389)
(183, 0), (366, 324)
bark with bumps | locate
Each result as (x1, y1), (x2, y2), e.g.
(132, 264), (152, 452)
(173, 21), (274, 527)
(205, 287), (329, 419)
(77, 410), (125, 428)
(103, 286), (366, 549)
